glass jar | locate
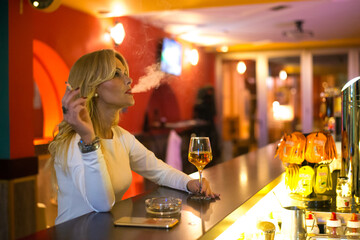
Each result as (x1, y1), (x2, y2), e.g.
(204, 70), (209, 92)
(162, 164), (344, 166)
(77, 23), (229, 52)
(306, 212), (319, 234)
(325, 212), (343, 236)
(345, 213), (360, 236)
(336, 177), (351, 210)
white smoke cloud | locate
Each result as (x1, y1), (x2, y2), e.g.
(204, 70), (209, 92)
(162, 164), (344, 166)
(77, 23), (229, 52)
(131, 64), (166, 93)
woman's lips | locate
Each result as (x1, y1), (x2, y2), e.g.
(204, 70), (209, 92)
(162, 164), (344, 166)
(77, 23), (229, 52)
(125, 89), (132, 94)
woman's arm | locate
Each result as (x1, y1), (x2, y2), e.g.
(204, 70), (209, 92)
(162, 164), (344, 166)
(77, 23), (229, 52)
(67, 136), (115, 212)
(119, 128), (219, 198)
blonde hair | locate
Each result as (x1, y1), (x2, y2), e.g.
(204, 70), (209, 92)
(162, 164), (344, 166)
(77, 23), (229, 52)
(48, 49), (129, 174)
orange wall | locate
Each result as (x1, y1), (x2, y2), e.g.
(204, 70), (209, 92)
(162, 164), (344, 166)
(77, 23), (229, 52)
(32, 5), (215, 135)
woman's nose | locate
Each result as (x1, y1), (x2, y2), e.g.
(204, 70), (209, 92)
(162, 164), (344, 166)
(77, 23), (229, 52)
(125, 76), (132, 85)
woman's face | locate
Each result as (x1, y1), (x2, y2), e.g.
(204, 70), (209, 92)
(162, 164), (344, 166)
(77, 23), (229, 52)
(96, 58), (134, 110)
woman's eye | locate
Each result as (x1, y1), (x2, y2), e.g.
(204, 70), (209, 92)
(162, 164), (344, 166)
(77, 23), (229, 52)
(114, 70), (122, 77)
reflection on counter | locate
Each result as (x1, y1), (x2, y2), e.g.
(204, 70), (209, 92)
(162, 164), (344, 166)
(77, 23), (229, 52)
(215, 175), (285, 240)
(215, 174), (360, 240)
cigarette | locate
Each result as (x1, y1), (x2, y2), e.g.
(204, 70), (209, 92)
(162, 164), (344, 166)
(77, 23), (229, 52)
(65, 81), (73, 90)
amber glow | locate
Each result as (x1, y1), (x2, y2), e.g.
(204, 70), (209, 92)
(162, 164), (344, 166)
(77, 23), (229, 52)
(215, 175), (286, 239)
(272, 101), (294, 121)
(122, 171), (144, 199)
(103, 32), (112, 43)
(33, 40), (69, 141)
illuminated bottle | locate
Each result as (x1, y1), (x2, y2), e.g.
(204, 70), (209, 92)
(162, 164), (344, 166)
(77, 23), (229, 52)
(336, 177), (351, 211)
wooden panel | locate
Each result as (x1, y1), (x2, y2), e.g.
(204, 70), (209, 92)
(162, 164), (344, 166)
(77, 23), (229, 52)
(13, 177), (37, 239)
(0, 176), (37, 240)
(0, 181), (10, 240)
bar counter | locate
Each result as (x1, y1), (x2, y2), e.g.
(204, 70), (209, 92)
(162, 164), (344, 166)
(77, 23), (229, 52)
(21, 143), (284, 240)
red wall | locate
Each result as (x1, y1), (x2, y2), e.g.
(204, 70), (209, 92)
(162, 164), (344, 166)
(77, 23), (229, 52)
(8, 0), (34, 158)
(114, 16), (216, 133)
(32, 5), (215, 135)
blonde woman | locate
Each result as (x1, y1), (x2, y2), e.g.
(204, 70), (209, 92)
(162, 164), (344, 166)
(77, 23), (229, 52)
(49, 49), (219, 225)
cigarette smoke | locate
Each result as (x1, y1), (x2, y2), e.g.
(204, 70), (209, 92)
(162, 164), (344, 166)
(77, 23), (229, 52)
(131, 64), (166, 93)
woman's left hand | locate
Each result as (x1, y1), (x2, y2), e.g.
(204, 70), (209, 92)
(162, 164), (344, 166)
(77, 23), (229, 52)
(187, 178), (220, 199)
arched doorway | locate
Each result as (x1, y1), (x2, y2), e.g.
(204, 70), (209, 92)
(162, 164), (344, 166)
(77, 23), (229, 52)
(33, 40), (69, 143)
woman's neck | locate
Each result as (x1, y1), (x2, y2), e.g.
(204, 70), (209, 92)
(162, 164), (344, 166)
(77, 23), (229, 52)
(98, 109), (119, 139)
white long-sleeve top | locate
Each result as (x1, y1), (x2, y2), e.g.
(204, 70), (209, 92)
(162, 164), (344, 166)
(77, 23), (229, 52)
(55, 126), (193, 224)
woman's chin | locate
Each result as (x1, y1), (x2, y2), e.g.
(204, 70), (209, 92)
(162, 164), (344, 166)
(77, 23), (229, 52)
(121, 100), (135, 109)
(129, 99), (135, 106)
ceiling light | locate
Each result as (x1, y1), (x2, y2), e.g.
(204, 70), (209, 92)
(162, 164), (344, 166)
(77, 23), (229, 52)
(28, 0), (61, 12)
(283, 20), (313, 40)
(32, 1), (39, 7)
(111, 4), (127, 17)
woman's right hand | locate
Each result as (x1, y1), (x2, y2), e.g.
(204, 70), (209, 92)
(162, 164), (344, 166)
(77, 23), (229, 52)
(61, 86), (95, 144)
(187, 178), (220, 199)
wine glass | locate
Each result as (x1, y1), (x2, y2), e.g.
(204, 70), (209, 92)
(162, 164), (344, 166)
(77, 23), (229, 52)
(188, 137), (213, 199)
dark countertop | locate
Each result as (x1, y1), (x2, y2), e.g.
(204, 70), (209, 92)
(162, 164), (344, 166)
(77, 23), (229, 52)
(21, 143), (284, 240)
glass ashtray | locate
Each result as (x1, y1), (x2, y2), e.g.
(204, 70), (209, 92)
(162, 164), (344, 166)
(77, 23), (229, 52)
(145, 197), (182, 216)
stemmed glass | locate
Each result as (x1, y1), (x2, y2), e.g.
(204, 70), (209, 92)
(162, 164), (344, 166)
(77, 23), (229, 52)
(188, 137), (213, 199)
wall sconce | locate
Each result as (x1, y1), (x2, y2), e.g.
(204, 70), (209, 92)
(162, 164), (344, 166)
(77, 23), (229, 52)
(185, 48), (199, 66)
(237, 61), (246, 74)
(110, 22), (126, 45)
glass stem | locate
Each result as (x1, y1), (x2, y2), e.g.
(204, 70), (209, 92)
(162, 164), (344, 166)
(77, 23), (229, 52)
(199, 170), (203, 193)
